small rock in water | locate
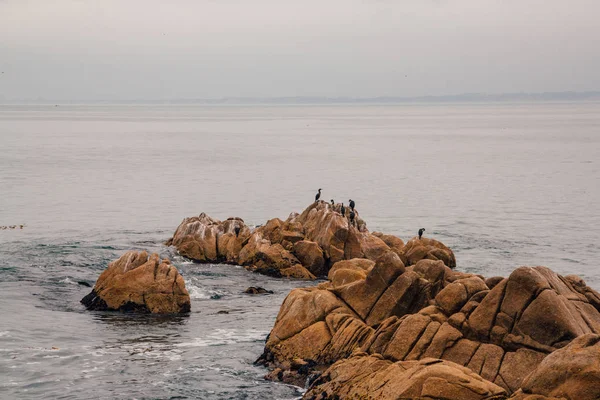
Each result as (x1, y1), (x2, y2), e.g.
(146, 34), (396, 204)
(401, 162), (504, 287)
(244, 286), (274, 295)
(77, 281), (91, 287)
(217, 310), (230, 314)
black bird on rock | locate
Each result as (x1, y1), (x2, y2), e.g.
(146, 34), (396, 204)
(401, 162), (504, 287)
(234, 226), (241, 237)
(418, 228), (425, 240)
(315, 188), (322, 202)
(349, 199), (355, 211)
(330, 199), (335, 206)
(349, 210), (355, 225)
(340, 203), (346, 217)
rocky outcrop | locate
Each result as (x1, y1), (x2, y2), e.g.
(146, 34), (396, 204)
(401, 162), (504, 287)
(167, 201), (450, 280)
(403, 236), (456, 268)
(512, 334), (600, 400)
(166, 214), (250, 263)
(81, 251), (190, 314)
(304, 355), (507, 400)
(258, 261), (600, 399)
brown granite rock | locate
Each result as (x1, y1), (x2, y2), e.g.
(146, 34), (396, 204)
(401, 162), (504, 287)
(403, 236), (456, 268)
(372, 231), (407, 264)
(517, 334), (600, 400)
(293, 240), (326, 276)
(290, 201), (384, 267)
(168, 203), (430, 281)
(333, 251), (406, 321)
(81, 251), (190, 314)
(261, 259), (600, 396)
(464, 266), (600, 353)
(237, 229), (304, 277)
(304, 355), (507, 400)
(167, 214), (249, 263)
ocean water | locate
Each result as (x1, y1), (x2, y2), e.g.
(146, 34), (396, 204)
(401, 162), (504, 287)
(0, 102), (599, 399)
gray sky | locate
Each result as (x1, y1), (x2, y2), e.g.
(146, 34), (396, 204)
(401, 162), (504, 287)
(1, 0), (599, 100)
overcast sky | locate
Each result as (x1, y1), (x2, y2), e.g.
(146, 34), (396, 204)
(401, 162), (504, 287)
(1, 0), (599, 100)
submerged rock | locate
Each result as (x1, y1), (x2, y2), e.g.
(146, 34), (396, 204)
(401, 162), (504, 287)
(81, 251), (190, 314)
(244, 286), (274, 295)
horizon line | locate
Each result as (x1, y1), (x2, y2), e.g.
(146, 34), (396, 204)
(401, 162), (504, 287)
(1, 90), (600, 105)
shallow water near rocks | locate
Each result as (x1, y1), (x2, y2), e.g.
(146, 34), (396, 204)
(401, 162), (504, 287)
(1, 102), (599, 399)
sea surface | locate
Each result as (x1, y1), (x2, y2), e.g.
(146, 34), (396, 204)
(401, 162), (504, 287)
(1, 102), (599, 399)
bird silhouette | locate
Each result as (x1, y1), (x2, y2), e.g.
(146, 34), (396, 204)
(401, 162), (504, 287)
(418, 228), (425, 240)
(315, 188), (322, 202)
(348, 199), (355, 211)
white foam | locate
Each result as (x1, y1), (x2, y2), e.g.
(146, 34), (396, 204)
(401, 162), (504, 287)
(185, 279), (226, 300)
(0, 331), (10, 337)
(186, 283), (212, 300)
(59, 277), (76, 285)
(176, 329), (268, 348)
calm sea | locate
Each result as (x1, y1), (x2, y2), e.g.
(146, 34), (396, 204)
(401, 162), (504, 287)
(1, 102), (599, 399)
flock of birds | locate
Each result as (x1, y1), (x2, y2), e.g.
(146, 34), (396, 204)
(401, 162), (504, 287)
(314, 188), (358, 225)
(315, 188), (426, 239)
(0, 225), (25, 230)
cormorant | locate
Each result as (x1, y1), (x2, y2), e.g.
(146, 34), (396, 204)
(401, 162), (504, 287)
(340, 203), (346, 217)
(349, 210), (355, 225)
(315, 188), (322, 202)
(418, 228), (425, 240)
(234, 226), (241, 237)
(330, 199), (335, 206)
(348, 199), (355, 211)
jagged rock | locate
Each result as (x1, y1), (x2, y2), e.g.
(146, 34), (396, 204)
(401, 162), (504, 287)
(260, 260), (600, 396)
(167, 214), (249, 263)
(516, 334), (600, 400)
(238, 229), (303, 277)
(509, 391), (564, 400)
(403, 236), (456, 268)
(293, 240), (326, 276)
(304, 355), (507, 400)
(464, 266), (600, 353)
(328, 258), (374, 288)
(372, 231), (407, 263)
(81, 251), (190, 314)
(280, 264), (317, 280)
(167, 203), (457, 282)
(333, 251), (406, 322)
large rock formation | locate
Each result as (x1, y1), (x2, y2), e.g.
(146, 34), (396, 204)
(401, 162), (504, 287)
(258, 260), (600, 399)
(81, 251), (191, 314)
(511, 334), (600, 400)
(304, 355), (507, 400)
(167, 201), (456, 279)
(166, 214), (250, 263)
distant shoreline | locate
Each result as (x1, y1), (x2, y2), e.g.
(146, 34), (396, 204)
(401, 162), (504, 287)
(1, 91), (600, 106)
